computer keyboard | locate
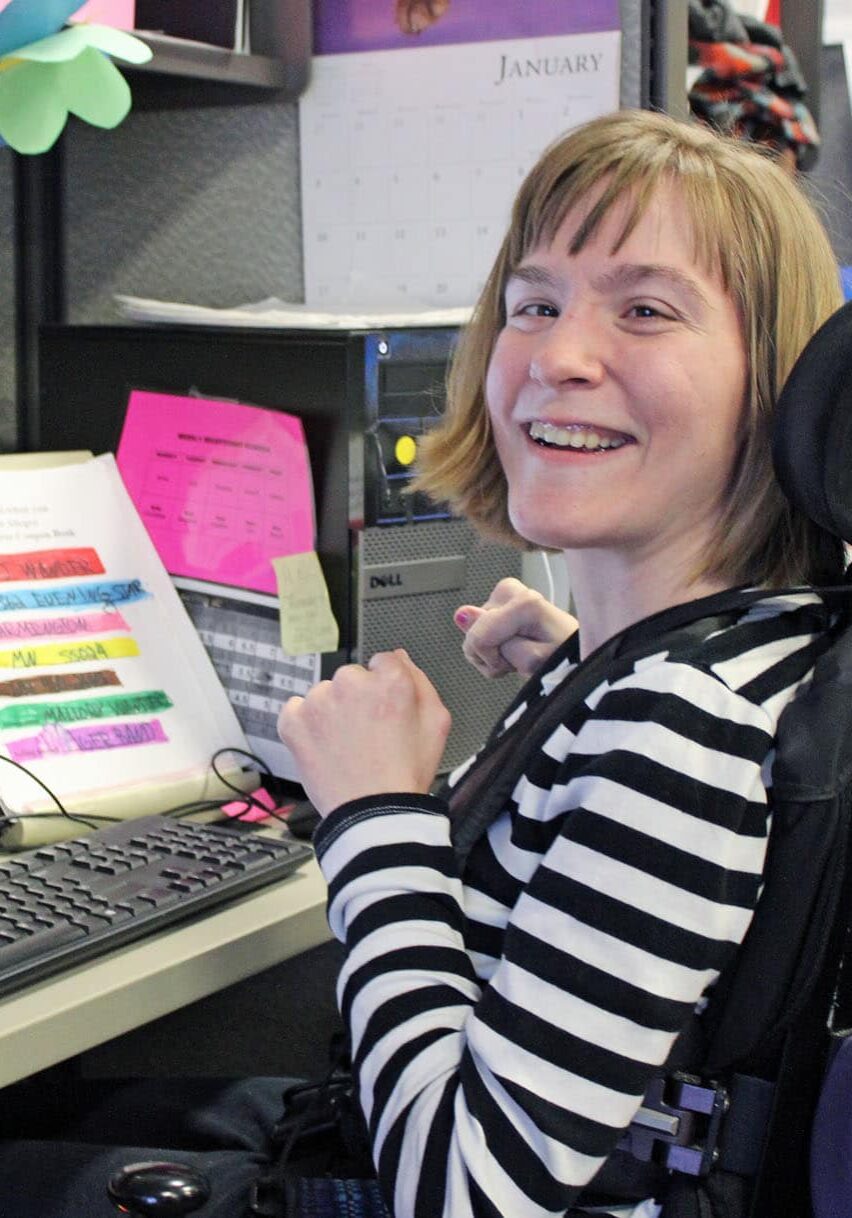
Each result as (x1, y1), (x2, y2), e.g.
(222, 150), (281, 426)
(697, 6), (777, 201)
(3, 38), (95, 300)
(0, 814), (313, 998)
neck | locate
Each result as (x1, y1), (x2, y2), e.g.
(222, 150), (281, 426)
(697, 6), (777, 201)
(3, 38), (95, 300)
(564, 548), (738, 660)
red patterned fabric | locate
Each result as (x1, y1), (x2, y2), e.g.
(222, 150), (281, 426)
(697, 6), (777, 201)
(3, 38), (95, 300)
(688, 2), (819, 169)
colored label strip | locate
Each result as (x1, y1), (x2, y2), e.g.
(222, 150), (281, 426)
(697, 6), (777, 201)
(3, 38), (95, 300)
(0, 636), (139, 669)
(0, 611), (130, 641)
(0, 670), (121, 698)
(0, 689), (173, 730)
(8, 719), (169, 762)
(0, 581), (149, 613)
(0, 548), (105, 583)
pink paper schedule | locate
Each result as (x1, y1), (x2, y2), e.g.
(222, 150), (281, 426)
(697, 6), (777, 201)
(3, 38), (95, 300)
(116, 391), (315, 596)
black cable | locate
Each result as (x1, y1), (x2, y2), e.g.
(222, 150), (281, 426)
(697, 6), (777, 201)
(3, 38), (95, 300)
(211, 745), (274, 796)
(0, 743), (292, 839)
(208, 746), (292, 824)
(0, 754), (102, 830)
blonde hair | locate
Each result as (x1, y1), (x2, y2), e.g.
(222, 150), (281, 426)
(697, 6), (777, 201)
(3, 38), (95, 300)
(414, 108), (844, 586)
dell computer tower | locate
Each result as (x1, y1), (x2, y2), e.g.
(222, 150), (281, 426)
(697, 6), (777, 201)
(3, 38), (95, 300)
(36, 324), (524, 774)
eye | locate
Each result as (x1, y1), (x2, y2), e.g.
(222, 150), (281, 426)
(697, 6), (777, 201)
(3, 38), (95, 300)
(624, 301), (676, 322)
(515, 302), (559, 318)
(505, 300), (559, 330)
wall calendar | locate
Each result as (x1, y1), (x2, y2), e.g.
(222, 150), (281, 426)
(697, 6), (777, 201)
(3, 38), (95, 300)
(300, 1), (622, 311)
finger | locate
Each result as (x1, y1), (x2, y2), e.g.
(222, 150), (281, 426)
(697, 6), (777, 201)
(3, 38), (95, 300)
(383, 648), (438, 698)
(499, 636), (558, 677)
(485, 577), (529, 609)
(367, 649), (407, 672)
(375, 651), (451, 731)
(361, 651), (420, 716)
(276, 694), (304, 742)
(396, 649), (437, 693)
(461, 631), (514, 678)
(472, 592), (556, 649)
(453, 605), (483, 633)
(458, 580), (527, 625)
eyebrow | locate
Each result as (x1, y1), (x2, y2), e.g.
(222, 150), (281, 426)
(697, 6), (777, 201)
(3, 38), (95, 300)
(591, 263), (711, 310)
(505, 265), (561, 291)
(506, 262), (712, 312)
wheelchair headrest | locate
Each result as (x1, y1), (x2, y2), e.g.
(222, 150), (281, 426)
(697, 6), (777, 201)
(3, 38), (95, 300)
(773, 299), (852, 542)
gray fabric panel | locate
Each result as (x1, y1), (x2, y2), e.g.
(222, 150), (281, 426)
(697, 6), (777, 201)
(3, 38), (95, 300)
(64, 98), (303, 322)
(619, 0), (643, 109)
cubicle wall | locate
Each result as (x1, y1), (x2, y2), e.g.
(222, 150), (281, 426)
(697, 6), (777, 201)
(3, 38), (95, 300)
(60, 2), (647, 331)
(0, 0), (647, 454)
(4, 0), (845, 453)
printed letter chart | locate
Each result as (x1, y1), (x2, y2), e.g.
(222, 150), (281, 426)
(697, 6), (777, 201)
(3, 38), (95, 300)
(116, 390), (327, 782)
(300, 0), (621, 310)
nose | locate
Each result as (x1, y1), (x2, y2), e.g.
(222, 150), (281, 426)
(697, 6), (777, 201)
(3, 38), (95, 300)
(528, 312), (605, 388)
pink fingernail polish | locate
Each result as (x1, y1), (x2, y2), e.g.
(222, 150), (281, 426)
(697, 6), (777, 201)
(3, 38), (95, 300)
(455, 610), (471, 627)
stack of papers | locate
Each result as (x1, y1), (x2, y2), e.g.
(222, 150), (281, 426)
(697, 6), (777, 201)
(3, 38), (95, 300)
(115, 294), (473, 330)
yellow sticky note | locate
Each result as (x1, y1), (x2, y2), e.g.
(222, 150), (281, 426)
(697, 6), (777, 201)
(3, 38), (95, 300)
(272, 551), (339, 657)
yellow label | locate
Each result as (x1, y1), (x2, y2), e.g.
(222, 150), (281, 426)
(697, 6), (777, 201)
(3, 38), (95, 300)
(272, 551), (340, 657)
(0, 636), (139, 669)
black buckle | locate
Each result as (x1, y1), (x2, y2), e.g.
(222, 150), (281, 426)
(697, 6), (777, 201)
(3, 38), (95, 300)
(249, 1174), (286, 1218)
(271, 1076), (354, 1146)
(618, 1072), (730, 1177)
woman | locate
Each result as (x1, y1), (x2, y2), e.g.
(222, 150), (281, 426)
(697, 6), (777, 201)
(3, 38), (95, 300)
(277, 108), (846, 1218)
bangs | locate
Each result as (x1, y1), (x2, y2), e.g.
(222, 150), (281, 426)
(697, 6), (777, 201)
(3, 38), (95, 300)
(507, 140), (737, 295)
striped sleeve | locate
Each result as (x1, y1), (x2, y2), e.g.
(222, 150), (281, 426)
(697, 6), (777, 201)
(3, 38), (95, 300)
(314, 660), (777, 1218)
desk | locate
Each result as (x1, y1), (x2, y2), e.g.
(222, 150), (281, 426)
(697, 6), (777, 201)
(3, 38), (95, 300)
(0, 855), (330, 1089)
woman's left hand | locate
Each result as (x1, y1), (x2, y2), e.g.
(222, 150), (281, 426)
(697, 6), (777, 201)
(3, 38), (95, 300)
(277, 649), (452, 818)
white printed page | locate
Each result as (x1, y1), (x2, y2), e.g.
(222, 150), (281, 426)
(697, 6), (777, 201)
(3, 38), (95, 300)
(0, 454), (250, 822)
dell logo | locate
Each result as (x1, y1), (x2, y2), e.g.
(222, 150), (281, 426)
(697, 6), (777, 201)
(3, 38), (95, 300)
(370, 573), (403, 589)
(362, 555), (467, 601)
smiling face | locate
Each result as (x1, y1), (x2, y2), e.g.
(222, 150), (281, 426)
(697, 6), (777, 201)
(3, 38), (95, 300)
(484, 181), (748, 577)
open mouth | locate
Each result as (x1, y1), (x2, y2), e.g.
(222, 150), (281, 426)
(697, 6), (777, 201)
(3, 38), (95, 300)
(526, 421), (633, 452)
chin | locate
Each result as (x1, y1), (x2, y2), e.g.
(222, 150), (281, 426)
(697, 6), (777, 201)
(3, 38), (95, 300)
(508, 511), (570, 552)
(507, 489), (586, 549)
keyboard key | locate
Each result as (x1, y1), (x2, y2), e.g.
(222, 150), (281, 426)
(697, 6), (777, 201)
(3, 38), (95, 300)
(0, 922), (87, 963)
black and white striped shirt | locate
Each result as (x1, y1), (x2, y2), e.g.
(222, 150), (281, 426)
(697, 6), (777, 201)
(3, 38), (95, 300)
(313, 591), (837, 1218)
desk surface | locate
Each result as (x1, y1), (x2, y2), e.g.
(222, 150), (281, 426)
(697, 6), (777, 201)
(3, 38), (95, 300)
(0, 855), (330, 1089)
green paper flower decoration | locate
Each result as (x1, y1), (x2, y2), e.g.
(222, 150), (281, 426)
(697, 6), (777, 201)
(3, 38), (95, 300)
(0, 19), (152, 154)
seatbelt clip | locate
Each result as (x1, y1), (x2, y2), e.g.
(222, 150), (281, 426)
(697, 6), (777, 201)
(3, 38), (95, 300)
(619, 1072), (730, 1177)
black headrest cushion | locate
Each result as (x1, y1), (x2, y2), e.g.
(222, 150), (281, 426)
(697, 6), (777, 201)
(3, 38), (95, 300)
(772, 299), (852, 541)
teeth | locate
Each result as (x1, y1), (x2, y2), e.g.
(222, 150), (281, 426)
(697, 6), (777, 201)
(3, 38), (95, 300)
(528, 421), (627, 451)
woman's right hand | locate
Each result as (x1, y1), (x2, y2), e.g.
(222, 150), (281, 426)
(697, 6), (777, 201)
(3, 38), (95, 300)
(454, 577), (578, 679)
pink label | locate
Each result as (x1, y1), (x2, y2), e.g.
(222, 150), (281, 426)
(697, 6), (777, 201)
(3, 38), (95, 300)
(0, 610), (129, 641)
(117, 391), (315, 596)
(8, 718), (168, 762)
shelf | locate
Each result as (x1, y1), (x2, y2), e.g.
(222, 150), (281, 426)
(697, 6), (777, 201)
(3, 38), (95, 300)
(131, 31), (309, 96)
